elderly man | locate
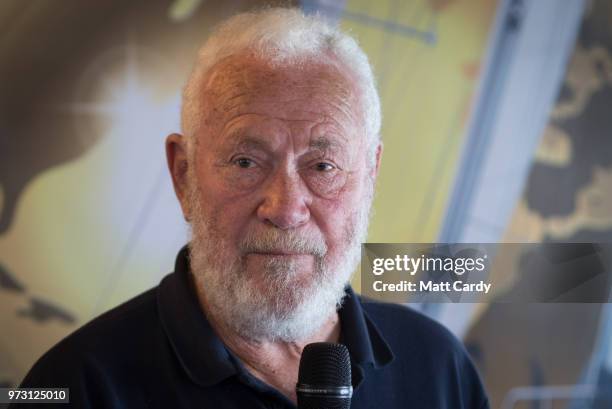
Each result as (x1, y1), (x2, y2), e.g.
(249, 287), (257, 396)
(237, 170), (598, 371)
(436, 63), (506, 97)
(15, 8), (489, 409)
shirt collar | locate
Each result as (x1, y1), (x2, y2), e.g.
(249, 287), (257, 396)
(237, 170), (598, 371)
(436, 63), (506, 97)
(158, 245), (394, 388)
(158, 245), (236, 386)
(340, 287), (394, 371)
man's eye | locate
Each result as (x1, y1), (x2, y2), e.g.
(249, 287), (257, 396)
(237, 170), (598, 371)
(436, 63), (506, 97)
(314, 162), (336, 172)
(234, 158), (256, 168)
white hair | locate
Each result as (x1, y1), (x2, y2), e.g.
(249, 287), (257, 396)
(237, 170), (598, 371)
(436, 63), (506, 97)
(181, 7), (381, 163)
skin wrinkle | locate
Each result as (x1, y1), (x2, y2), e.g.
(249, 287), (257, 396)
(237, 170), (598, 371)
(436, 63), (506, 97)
(214, 135), (352, 199)
(211, 123), (355, 200)
(211, 98), (359, 180)
(214, 108), (350, 147)
(216, 113), (356, 164)
(192, 63), (365, 168)
(203, 56), (361, 126)
(218, 102), (355, 133)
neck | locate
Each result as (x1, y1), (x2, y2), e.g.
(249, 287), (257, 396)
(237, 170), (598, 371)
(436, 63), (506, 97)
(193, 280), (341, 404)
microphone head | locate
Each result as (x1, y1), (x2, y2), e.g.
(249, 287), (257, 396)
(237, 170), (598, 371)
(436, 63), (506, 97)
(297, 342), (352, 409)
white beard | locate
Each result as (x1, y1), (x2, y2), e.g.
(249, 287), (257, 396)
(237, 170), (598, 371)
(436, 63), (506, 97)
(187, 176), (373, 342)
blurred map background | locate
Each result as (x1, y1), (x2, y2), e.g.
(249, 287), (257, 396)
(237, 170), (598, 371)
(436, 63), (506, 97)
(467, 1), (612, 407)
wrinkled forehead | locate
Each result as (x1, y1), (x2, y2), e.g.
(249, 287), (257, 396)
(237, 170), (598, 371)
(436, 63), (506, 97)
(205, 53), (356, 94)
(199, 53), (364, 130)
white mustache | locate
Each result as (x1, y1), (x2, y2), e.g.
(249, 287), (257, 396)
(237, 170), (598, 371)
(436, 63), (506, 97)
(239, 228), (327, 257)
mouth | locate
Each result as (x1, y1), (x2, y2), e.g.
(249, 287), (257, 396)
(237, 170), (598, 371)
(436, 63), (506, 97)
(249, 251), (308, 256)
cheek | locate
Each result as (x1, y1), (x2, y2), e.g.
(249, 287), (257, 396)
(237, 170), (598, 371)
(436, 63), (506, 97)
(195, 174), (258, 241)
(313, 178), (366, 249)
(218, 166), (267, 193)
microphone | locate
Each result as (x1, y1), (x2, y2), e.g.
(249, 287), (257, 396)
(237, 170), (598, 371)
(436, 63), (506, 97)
(296, 342), (353, 409)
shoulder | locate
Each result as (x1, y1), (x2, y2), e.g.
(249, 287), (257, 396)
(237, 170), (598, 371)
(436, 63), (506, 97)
(20, 286), (161, 388)
(360, 298), (462, 354)
(360, 298), (489, 408)
(58, 285), (160, 357)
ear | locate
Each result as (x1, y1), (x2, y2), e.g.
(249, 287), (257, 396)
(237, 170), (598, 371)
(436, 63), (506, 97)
(371, 142), (383, 179)
(165, 133), (191, 221)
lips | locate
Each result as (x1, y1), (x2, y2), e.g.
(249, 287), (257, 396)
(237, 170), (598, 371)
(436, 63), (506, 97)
(250, 251), (308, 256)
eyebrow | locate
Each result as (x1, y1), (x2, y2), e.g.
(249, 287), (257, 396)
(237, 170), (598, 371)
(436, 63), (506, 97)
(309, 136), (347, 151)
(222, 134), (348, 154)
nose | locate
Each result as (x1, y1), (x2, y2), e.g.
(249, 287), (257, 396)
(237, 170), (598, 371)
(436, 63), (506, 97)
(257, 167), (310, 229)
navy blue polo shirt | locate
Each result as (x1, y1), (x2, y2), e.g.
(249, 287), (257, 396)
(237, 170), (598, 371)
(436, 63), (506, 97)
(14, 246), (489, 408)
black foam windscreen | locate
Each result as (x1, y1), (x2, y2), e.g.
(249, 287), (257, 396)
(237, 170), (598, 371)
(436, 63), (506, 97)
(297, 342), (352, 409)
